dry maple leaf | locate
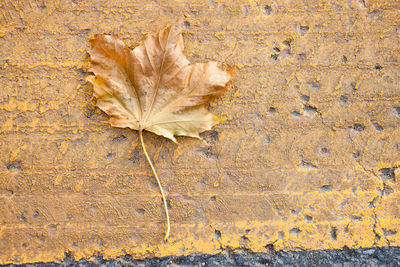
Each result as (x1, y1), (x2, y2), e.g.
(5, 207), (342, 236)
(87, 17), (232, 240)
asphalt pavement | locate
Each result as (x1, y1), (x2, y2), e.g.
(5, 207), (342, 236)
(6, 247), (400, 267)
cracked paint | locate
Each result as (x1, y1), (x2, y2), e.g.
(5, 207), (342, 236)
(1, 0), (400, 264)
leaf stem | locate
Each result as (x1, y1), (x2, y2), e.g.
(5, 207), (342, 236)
(139, 129), (170, 241)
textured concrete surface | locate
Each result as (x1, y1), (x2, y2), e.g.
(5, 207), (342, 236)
(1, 0), (400, 264)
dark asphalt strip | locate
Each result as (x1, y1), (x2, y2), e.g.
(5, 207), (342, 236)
(5, 247), (400, 267)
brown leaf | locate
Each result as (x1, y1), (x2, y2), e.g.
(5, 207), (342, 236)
(87, 17), (233, 240)
(87, 17), (232, 142)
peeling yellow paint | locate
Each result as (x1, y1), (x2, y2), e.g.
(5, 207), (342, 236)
(1, 0), (400, 264)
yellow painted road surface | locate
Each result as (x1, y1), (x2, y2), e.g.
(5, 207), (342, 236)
(1, 0), (400, 264)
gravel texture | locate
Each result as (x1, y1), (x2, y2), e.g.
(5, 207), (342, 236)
(7, 247), (400, 267)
